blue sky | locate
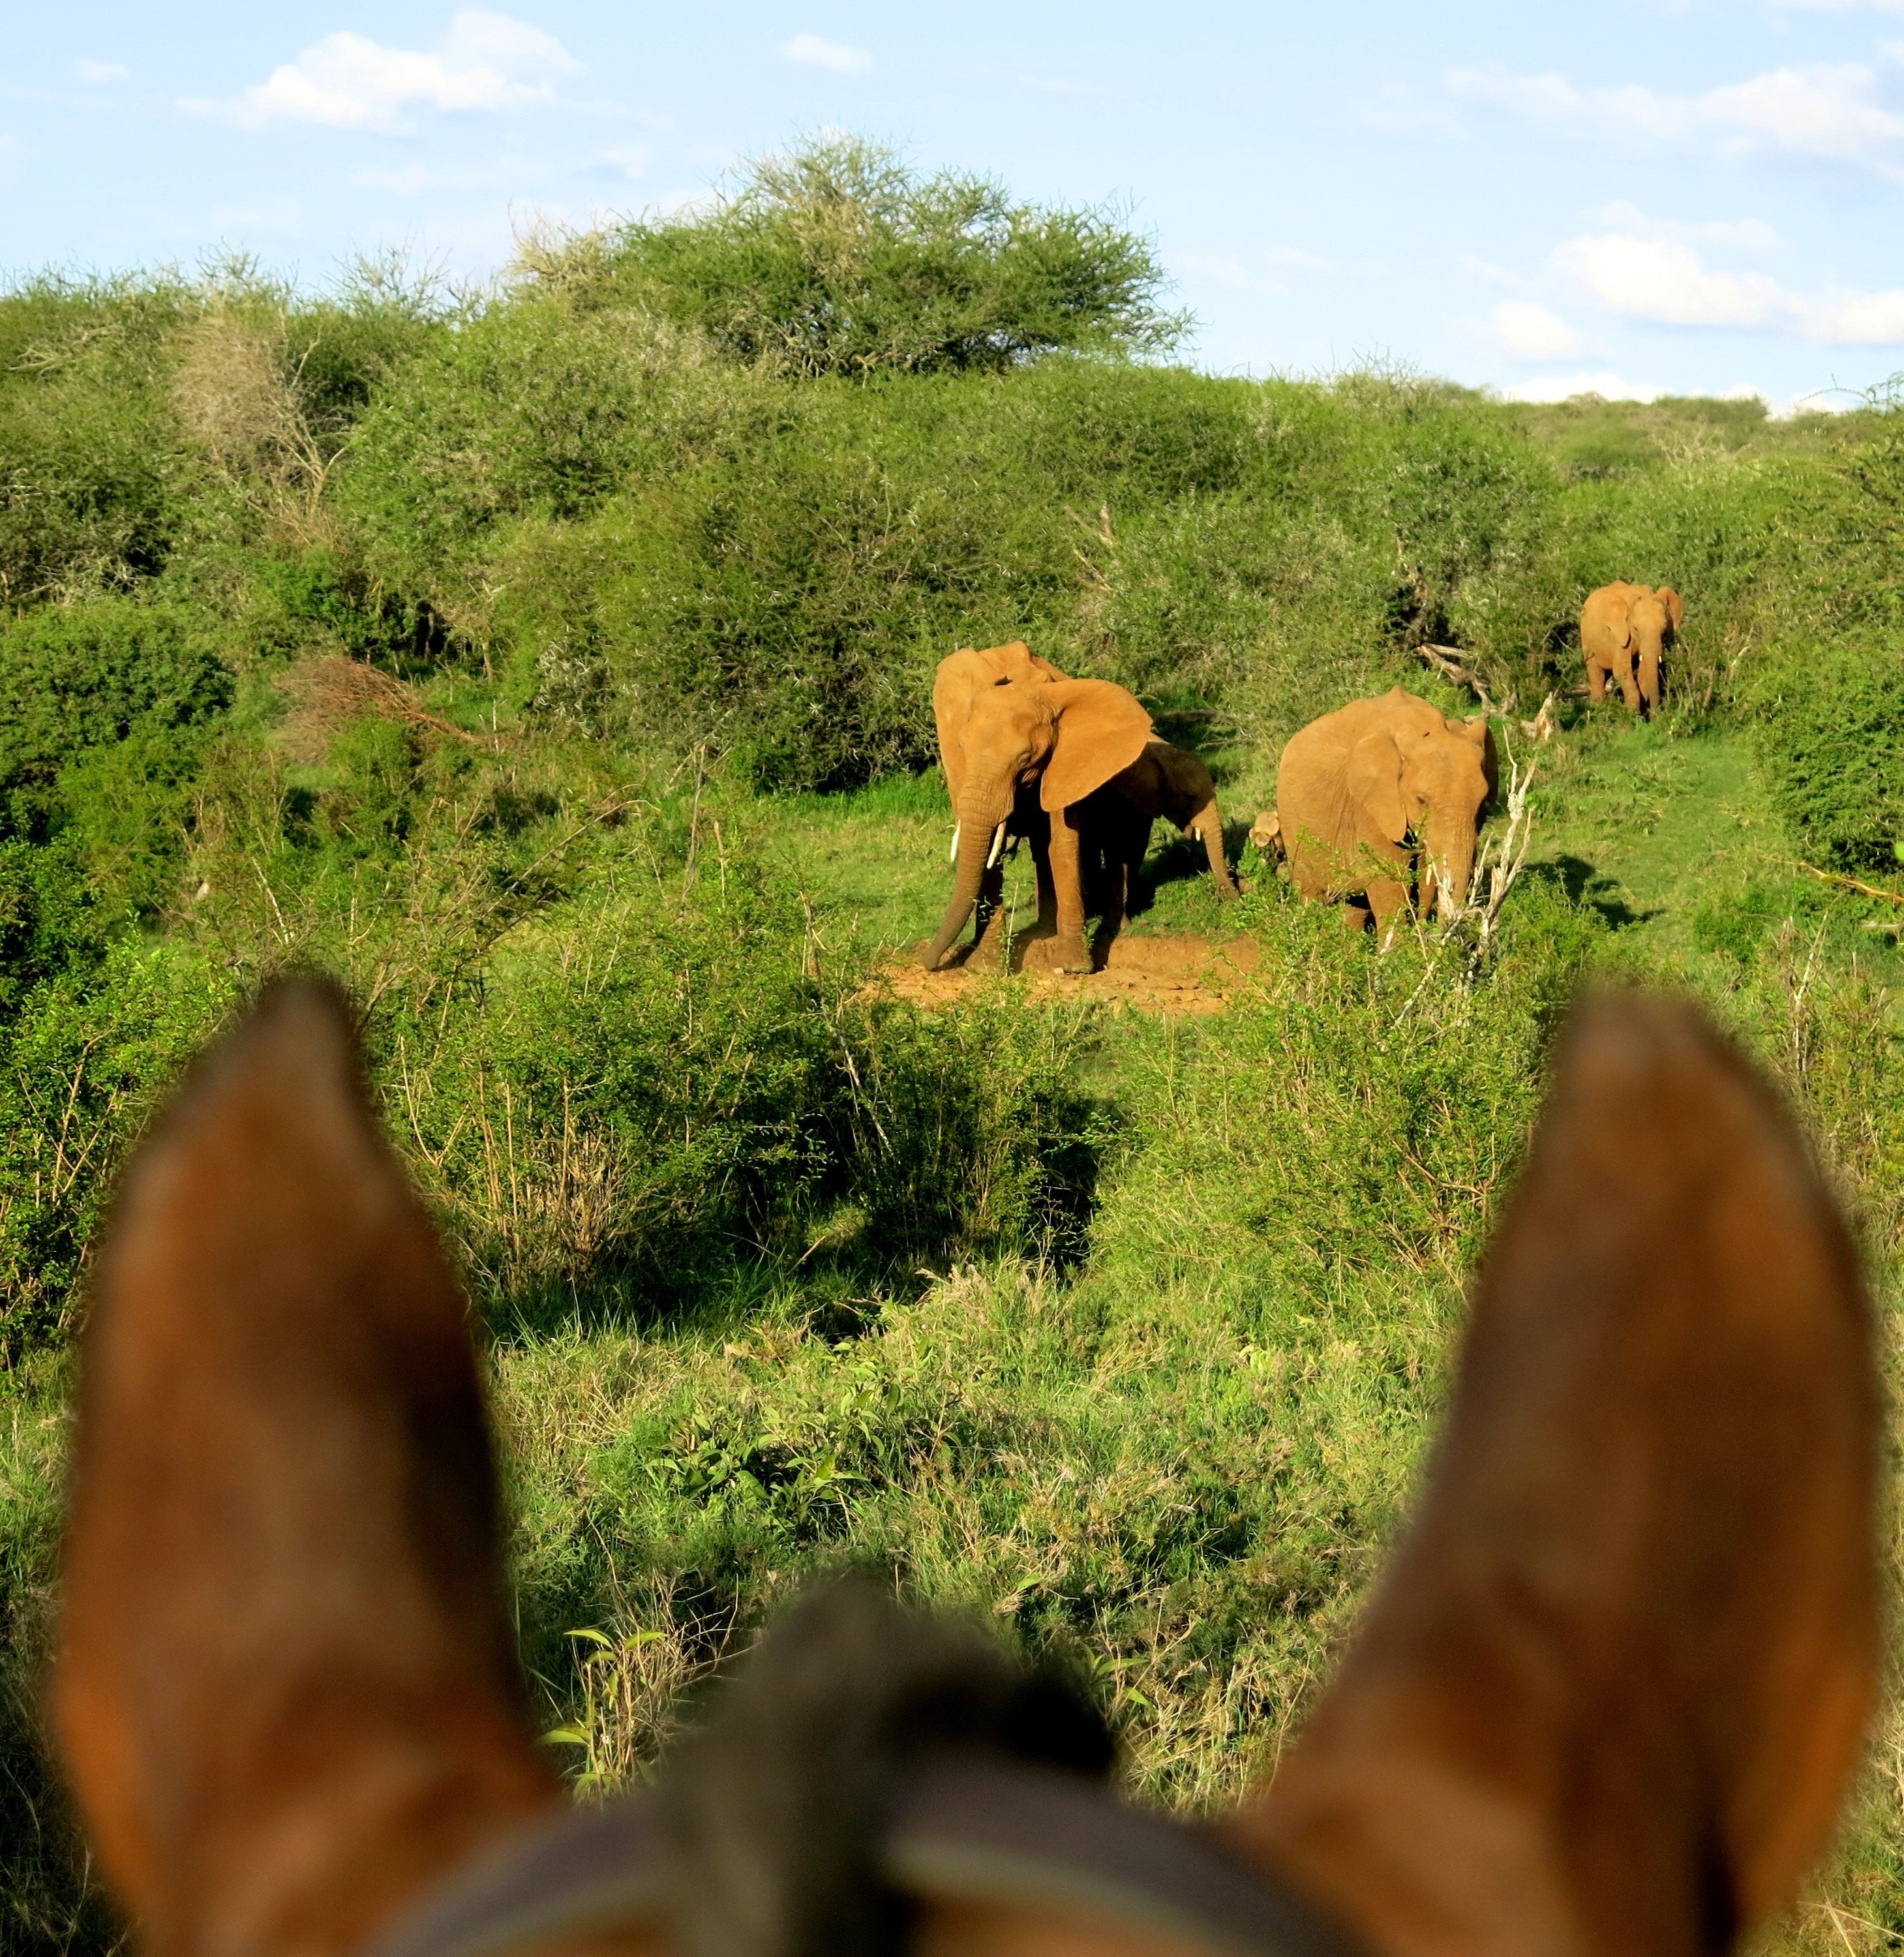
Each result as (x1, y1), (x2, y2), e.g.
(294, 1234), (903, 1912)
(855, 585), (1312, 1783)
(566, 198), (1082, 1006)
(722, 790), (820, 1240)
(12, 2), (1904, 408)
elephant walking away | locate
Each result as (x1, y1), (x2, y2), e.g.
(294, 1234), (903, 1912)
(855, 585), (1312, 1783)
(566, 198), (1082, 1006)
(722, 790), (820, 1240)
(1078, 737), (1239, 929)
(1275, 686), (1496, 937)
(1580, 582), (1682, 716)
(928, 643), (1213, 973)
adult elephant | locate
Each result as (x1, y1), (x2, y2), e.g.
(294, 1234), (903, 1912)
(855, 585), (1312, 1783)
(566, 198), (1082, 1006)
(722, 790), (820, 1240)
(925, 643), (1153, 973)
(1078, 737), (1239, 926)
(1581, 582), (1682, 717)
(1275, 686), (1496, 936)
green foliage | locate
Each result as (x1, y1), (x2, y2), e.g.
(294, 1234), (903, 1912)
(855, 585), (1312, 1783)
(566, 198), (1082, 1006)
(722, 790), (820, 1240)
(498, 894), (1605, 1804)
(530, 136), (1186, 378)
(1748, 633), (1904, 865)
(382, 840), (1102, 1330)
(0, 275), (190, 602)
(0, 939), (235, 1362)
(8, 194), (1904, 1957)
(0, 597), (232, 834)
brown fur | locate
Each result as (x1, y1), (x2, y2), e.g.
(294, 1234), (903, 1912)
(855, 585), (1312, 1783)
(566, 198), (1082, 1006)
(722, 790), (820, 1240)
(1232, 997), (1877, 1957)
(55, 986), (1877, 1957)
(57, 981), (558, 1957)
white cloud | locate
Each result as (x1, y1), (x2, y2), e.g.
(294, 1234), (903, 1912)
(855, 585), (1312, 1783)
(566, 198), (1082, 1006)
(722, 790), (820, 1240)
(1488, 301), (1587, 360)
(1459, 254), (1524, 290)
(1693, 63), (1904, 162)
(1179, 247), (1331, 296)
(192, 12), (578, 134)
(74, 60), (129, 85)
(1554, 234), (1787, 326)
(1502, 372), (1665, 404)
(1800, 288), (1904, 339)
(1554, 228), (1904, 343)
(598, 144), (651, 179)
(351, 162), (513, 194)
(779, 33), (873, 75)
(1594, 202), (1781, 252)
(1453, 59), (1904, 172)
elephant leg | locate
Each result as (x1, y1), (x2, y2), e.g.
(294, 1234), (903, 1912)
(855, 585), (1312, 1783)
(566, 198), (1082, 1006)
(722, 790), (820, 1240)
(1614, 660), (1643, 714)
(966, 861), (1010, 967)
(1639, 649), (1662, 718)
(1113, 814), (1148, 923)
(1046, 810), (1093, 973)
(1366, 876), (1412, 947)
(1586, 657), (1607, 703)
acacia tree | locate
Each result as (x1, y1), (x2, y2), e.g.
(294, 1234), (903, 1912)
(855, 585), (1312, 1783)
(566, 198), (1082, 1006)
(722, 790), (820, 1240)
(521, 136), (1189, 376)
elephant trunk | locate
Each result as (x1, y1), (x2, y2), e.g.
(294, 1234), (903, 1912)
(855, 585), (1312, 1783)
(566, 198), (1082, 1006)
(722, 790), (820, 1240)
(922, 793), (1012, 969)
(1637, 639), (1663, 715)
(1190, 800), (1237, 896)
(1425, 820), (1478, 922)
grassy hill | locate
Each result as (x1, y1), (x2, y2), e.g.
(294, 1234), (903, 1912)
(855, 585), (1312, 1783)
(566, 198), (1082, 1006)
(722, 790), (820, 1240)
(1, 142), (1901, 1954)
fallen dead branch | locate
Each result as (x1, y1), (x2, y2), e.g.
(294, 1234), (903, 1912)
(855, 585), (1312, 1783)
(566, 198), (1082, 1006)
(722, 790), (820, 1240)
(1798, 860), (1904, 907)
(1417, 643), (1516, 720)
(277, 654), (494, 763)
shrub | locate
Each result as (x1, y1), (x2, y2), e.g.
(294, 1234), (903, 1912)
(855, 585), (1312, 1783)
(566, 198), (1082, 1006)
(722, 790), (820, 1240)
(0, 597), (232, 839)
(384, 841), (1100, 1329)
(0, 939), (235, 1363)
(1747, 632), (1904, 866)
(0, 275), (189, 601)
(528, 136), (1186, 378)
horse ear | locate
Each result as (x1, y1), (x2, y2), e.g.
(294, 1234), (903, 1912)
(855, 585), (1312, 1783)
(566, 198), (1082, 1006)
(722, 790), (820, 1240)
(56, 980), (557, 1957)
(1232, 995), (1877, 1957)
(1038, 678), (1153, 813)
(1346, 729), (1410, 845)
(1657, 586), (1685, 631)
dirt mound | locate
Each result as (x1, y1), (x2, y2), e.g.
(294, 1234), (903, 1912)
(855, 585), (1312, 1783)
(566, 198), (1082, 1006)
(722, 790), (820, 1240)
(881, 932), (1262, 1016)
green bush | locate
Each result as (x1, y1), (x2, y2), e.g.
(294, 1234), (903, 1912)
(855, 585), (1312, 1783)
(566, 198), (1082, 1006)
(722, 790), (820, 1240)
(0, 939), (235, 1362)
(532, 136), (1185, 377)
(0, 276), (189, 602)
(386, 842), (1100, 1329)
(0, 597), (232, 838)
(1748, 633), (1904, 865)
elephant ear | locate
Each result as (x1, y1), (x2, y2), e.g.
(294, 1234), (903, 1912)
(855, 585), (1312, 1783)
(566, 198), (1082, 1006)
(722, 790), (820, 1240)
(1657, 587), (1685, 632)
(1466, 715), (1500, 813)
(932, 648), (997, 805)
(1038, 678), (1154, 813)
(1347, 729), (1411, 845)
(988, 639), (1070, 686)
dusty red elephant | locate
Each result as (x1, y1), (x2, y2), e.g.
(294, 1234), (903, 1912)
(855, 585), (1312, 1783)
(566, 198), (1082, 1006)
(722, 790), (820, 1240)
(925, 641), (1234, 973)
(54, 979), (1879, 1957)
(1273, 688), (1496, 936)
(1581, 582), (1683, 717)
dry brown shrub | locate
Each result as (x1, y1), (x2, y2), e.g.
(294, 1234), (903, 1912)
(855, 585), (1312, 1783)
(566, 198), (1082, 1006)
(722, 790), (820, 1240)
(275, 654), (491, 765)
(172, 307), (333, 545)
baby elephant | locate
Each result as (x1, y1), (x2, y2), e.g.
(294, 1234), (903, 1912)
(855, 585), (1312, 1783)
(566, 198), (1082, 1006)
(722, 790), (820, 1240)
(1080, 736), (1239, 926)
(1581, 582), (1682, 717)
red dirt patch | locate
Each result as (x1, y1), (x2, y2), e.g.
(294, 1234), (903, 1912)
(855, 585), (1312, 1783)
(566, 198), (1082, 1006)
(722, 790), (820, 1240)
(881, 932), (1262, 1016)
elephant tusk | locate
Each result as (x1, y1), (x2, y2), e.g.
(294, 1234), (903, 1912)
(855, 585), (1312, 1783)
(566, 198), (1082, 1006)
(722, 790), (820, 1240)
(949, 824), (960, 864)
(986, 821), (1008, 870)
